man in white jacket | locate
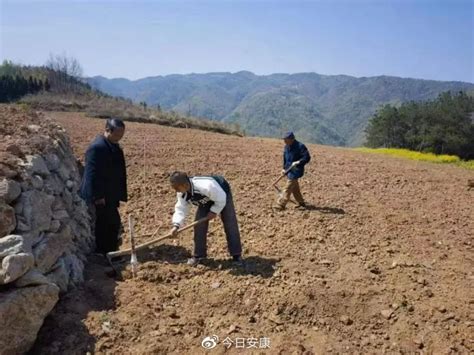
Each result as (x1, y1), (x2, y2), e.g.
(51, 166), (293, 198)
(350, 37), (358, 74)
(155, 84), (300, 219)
(169, 171), (243, 266)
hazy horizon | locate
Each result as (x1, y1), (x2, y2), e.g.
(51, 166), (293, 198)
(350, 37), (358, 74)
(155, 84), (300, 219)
(89, 70), (474, 84)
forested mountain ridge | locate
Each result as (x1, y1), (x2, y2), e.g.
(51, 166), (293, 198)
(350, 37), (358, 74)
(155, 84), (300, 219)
(87, 72), (474, 146)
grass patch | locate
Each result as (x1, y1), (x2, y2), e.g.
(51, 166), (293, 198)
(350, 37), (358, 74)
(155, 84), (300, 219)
(355, 148), (474, 169)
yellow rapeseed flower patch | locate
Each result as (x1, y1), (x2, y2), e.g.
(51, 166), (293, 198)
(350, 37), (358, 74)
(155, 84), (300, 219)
(354, 148), (473, 170)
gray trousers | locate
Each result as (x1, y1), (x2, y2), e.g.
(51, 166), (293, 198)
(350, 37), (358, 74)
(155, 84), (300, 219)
(194, 192), (242, 258)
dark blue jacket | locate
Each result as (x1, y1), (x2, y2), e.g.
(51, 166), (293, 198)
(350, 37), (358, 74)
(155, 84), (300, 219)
(283, 140), (311, 180)
(79, 135), (127, 206)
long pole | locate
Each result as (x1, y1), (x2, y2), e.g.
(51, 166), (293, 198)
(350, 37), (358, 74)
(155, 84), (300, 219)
(107, 217), (209, 258)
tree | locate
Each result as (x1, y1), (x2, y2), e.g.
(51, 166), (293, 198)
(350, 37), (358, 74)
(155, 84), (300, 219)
(45, 53), (84, 93)
(45, 53), (83, 78)
(365, 91), (474, 159)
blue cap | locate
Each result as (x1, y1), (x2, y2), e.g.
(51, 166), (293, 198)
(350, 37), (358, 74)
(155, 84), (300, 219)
(283, 131), (295, 139)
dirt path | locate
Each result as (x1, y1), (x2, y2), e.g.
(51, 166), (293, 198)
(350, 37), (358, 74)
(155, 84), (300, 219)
(33, 112), (474, 354)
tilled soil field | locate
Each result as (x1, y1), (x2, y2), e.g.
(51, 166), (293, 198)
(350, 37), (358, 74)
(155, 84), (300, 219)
(33, 111), (473, 354)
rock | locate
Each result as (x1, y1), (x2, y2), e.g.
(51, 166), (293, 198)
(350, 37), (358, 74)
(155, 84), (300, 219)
(53, 209), (69, 220)
(66, 180), (75, 190)
(211, 281), (221, 289)
(14, 198), (24, 215)
(17, 190), (54, 233)
(0, 284), (59, 354)
(15, 217), (30, 232)
(14, 268), (50, 287)
(268, 314), (284, 325)
(43, 174), (64, 196)
(443, 313), (456, 321)
(57, 163), (71, 181)
(0, 252), (35, 284)
(0, 203), (16, 237)
(52, 197), (66, 211)
(101, 321), (111, 333)
(414, 338), (424, 349)
(0, 234), (31, 259)
(424, 289), (434, 298)
(340, 315), (353, 325)
(33, 225), (73, 273)
(5, 143), (22, 157)
(0, 178), (21, 203)
(22, 155), (50, 177)
(46, 258), (69, 292)
(44, 153), (60, 172)
(31, 175), (44, 189)
(48, 220), (61, 233)
(62, 189), (74, 211)
(227, 324), (239, 334)
(62, 253), (85, 286)
(381, 309), (393, 319)
(20, 181), (30, 192)
(27, 124), (41, 133)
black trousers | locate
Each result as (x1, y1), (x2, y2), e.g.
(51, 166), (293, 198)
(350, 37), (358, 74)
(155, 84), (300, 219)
(193, 191), (242, 258)
(93, 203), (122, 254)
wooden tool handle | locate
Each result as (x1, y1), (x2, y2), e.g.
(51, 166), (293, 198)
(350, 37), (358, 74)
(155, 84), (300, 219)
(107, 217), (209, 258)
(128, 215), (136, 252)
(269, 165), (294, 189)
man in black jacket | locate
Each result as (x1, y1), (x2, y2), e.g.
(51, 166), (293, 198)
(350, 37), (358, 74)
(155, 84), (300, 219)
(80, 118), (128, 254)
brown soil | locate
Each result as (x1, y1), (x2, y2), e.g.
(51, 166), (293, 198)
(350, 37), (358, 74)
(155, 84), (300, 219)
(0, 104), (67, 178)
(32, 111), (473, 354)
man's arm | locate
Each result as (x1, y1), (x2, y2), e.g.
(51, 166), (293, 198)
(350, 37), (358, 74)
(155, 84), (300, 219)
(84, 146), (106, 203)
(119, 148), (128, 202)
(172, 193), (190, 228)
(298, 144), (311, 165)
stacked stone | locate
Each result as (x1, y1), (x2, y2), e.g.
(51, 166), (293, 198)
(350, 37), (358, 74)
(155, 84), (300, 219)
(0, 117), (94, 354)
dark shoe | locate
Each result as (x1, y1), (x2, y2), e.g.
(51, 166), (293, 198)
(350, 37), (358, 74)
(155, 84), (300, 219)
(295, 202), (307, 210)
(187, 256), (206, 266)
(273, 204), (285, 211)
(104, 267), (117, 278)
(232, 255), (245, 267)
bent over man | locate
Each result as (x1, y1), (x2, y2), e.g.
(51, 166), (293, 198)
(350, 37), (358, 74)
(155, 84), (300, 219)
(169, 171), (243, 266)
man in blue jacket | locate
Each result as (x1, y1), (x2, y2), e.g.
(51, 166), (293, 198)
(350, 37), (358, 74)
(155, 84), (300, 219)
(80, 118), (128, 254)
(276, 131), (311, 210)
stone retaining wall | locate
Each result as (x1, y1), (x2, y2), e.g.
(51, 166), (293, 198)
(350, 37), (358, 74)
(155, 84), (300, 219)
(0, 106), (94, 354)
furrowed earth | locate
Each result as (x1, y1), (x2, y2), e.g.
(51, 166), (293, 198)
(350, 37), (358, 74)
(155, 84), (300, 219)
(32, 111), (473, 354)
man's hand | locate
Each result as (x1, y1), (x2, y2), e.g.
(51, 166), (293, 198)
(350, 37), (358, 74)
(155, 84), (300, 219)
(95, 198), (106, 206)
(170, 226), (179, 238)
(207, 212), (217, 220)
(281, 169), (287, 175)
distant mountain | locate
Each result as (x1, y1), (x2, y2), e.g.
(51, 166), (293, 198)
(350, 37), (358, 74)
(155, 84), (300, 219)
(87, 72), (474, 146)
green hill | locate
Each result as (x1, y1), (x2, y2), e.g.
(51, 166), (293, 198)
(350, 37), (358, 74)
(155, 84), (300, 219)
(0, 60), (242, 136)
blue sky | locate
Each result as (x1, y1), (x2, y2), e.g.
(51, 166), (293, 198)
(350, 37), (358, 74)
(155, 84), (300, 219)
(1, 0), (473, 82)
